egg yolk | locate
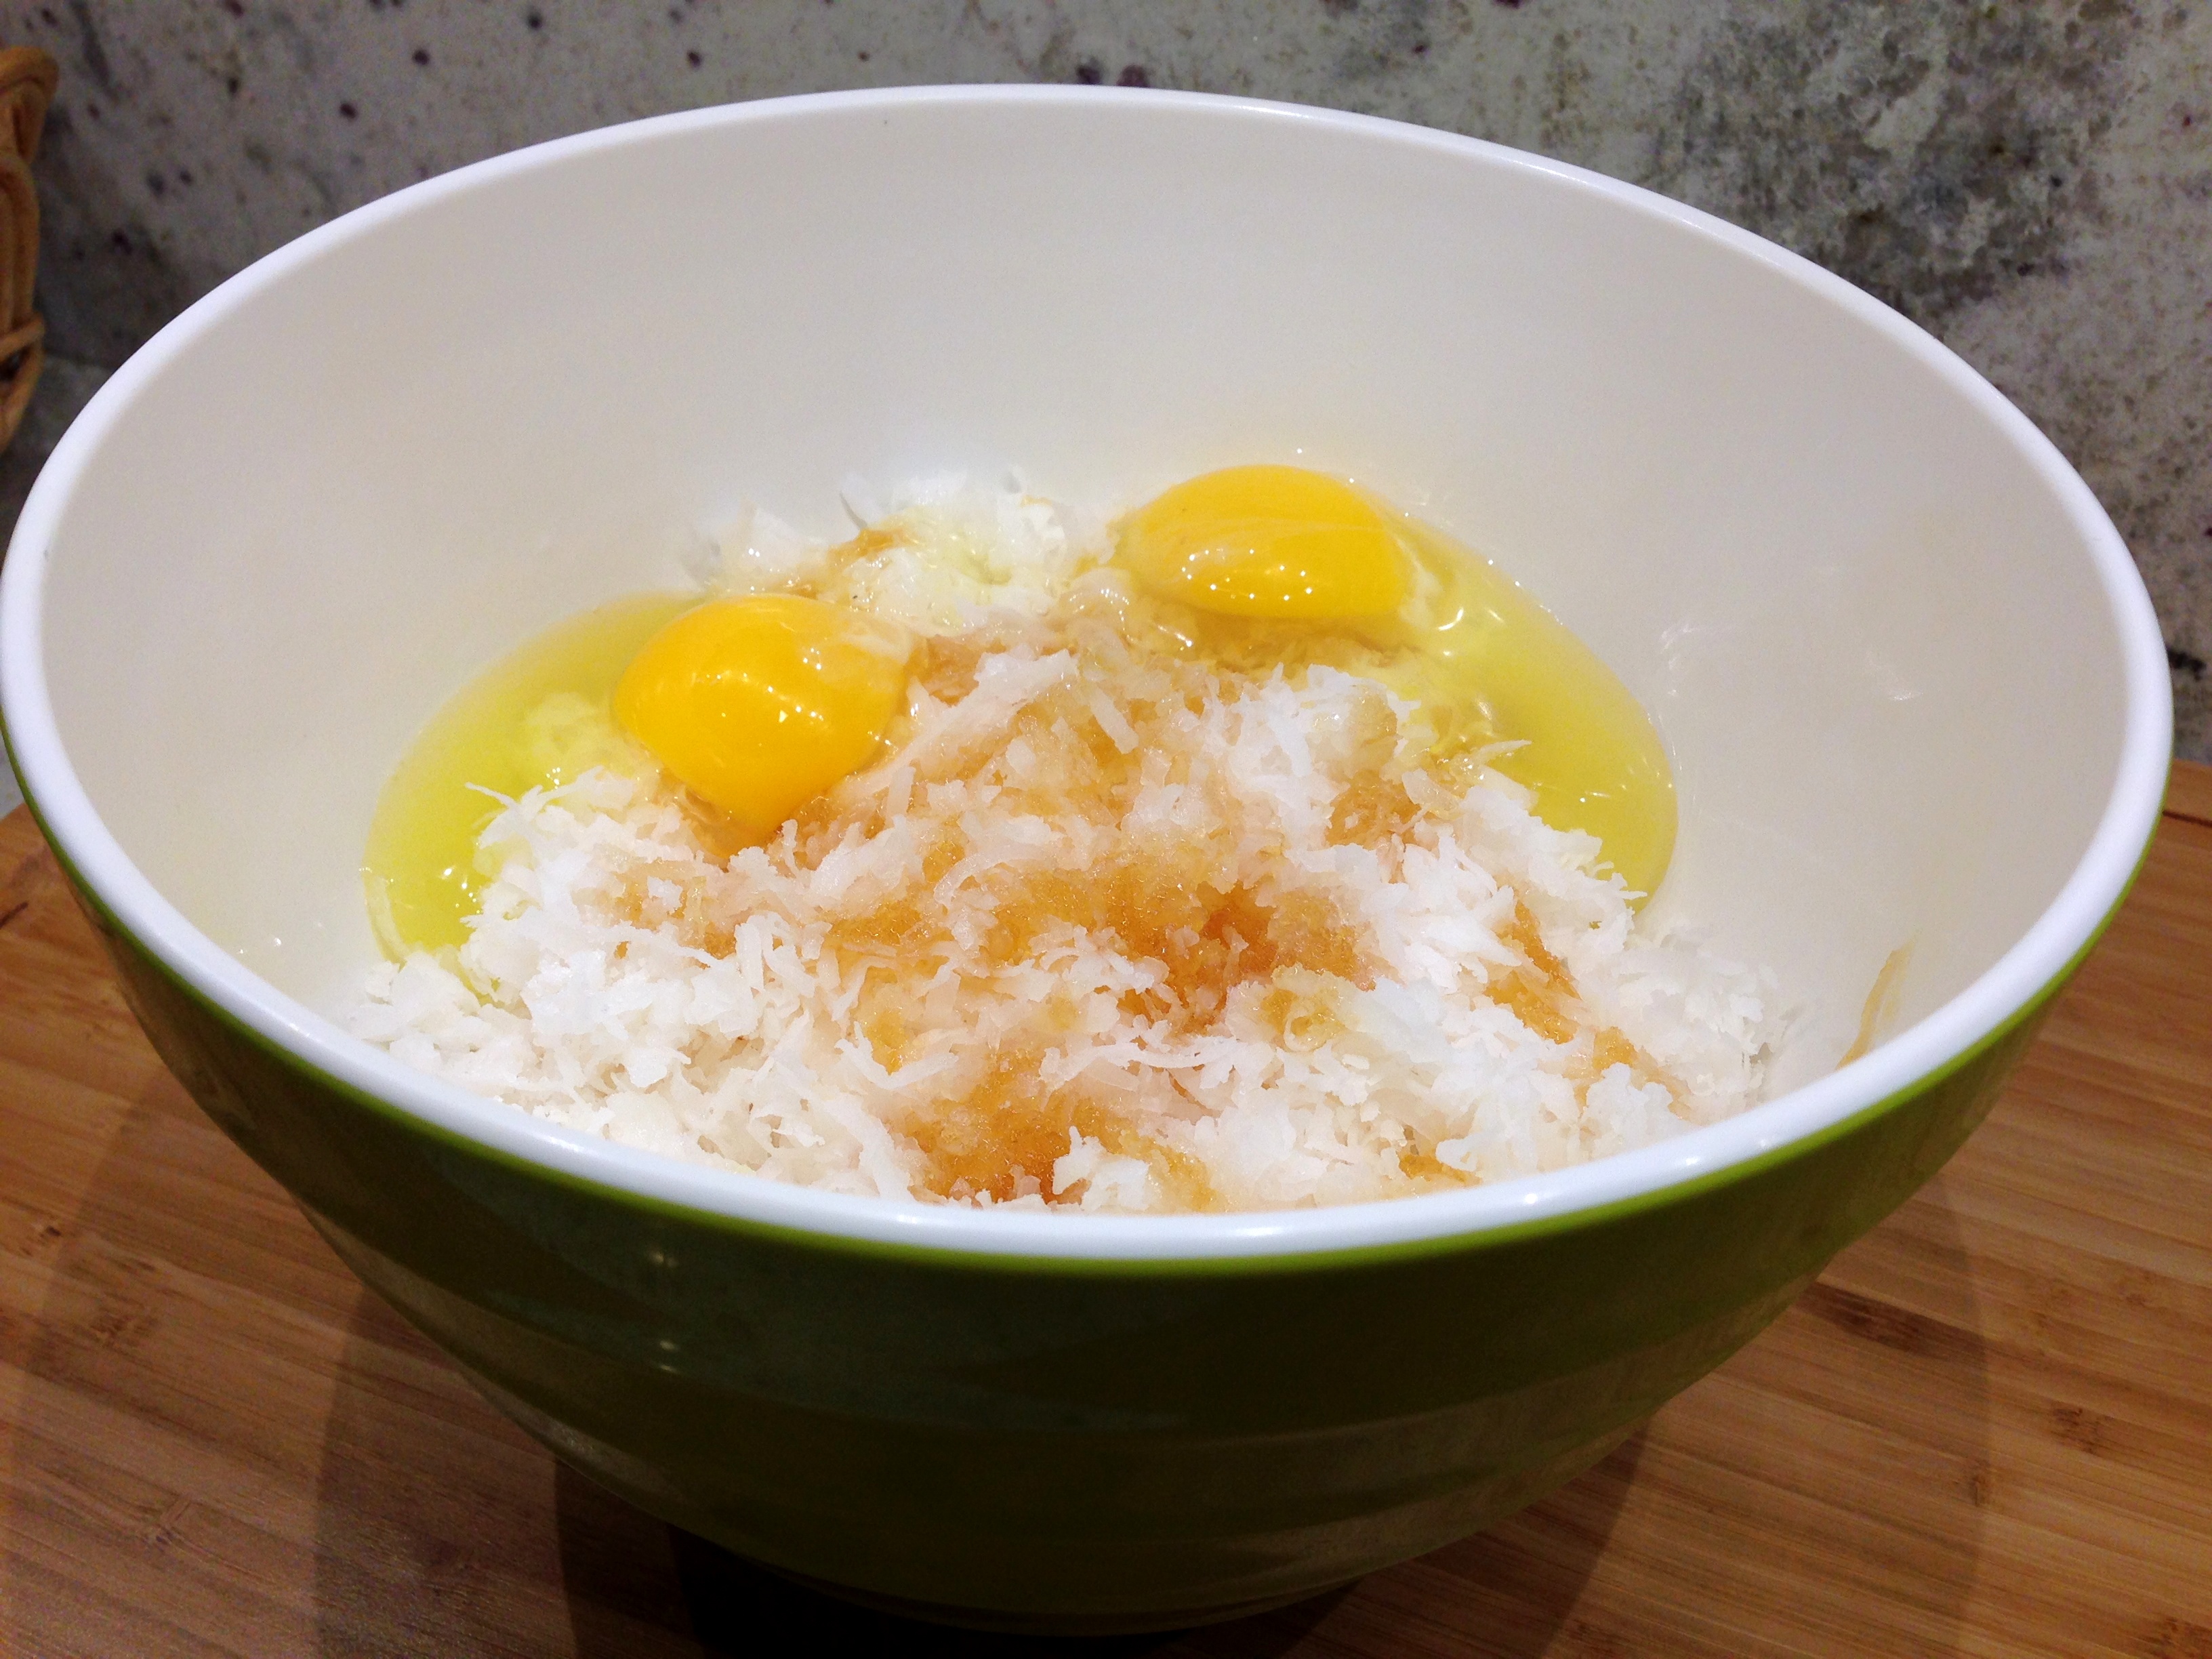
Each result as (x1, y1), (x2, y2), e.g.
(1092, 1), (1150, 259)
(1114, 464), (1410, 619)
(614, 594), (910, 836)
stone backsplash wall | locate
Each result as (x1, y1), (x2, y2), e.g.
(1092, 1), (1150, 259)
(5, 0), (2207, 757)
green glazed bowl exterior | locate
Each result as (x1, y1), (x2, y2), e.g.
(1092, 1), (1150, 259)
(74, 848), (2074, 1627)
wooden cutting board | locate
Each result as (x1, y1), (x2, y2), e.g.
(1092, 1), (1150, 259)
(1, 771), (2208, 1658)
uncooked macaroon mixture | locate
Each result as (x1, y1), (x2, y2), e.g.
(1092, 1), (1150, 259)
(352, 468), (1781, 1212)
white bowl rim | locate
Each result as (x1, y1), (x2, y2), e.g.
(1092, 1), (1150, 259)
(0, 83), (2175, 1263)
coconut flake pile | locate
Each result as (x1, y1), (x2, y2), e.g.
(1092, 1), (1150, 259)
(352, 480), (1781, 1213)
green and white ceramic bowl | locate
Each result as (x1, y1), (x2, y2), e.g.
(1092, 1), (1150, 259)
(0, 88), (2172, 1631)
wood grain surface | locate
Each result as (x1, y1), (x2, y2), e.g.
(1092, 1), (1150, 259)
(1, 771), (2207, 1658)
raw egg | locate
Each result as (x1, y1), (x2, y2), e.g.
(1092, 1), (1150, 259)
(362, 592), (689, 955)
(1114, 464), (1410, 619)
(1114, 465), (1677, 898)
(613, 594), (911, 836)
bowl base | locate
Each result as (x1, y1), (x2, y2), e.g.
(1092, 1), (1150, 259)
(754, 1559), (1353, 1637)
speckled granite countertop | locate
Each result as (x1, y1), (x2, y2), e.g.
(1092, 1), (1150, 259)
(0, 0), (2205, 766)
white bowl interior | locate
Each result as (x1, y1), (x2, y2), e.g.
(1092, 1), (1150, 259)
(4, 91), (2162, 1231)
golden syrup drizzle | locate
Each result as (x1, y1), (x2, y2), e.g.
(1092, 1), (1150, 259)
(1839, 943), (1914, 1067)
